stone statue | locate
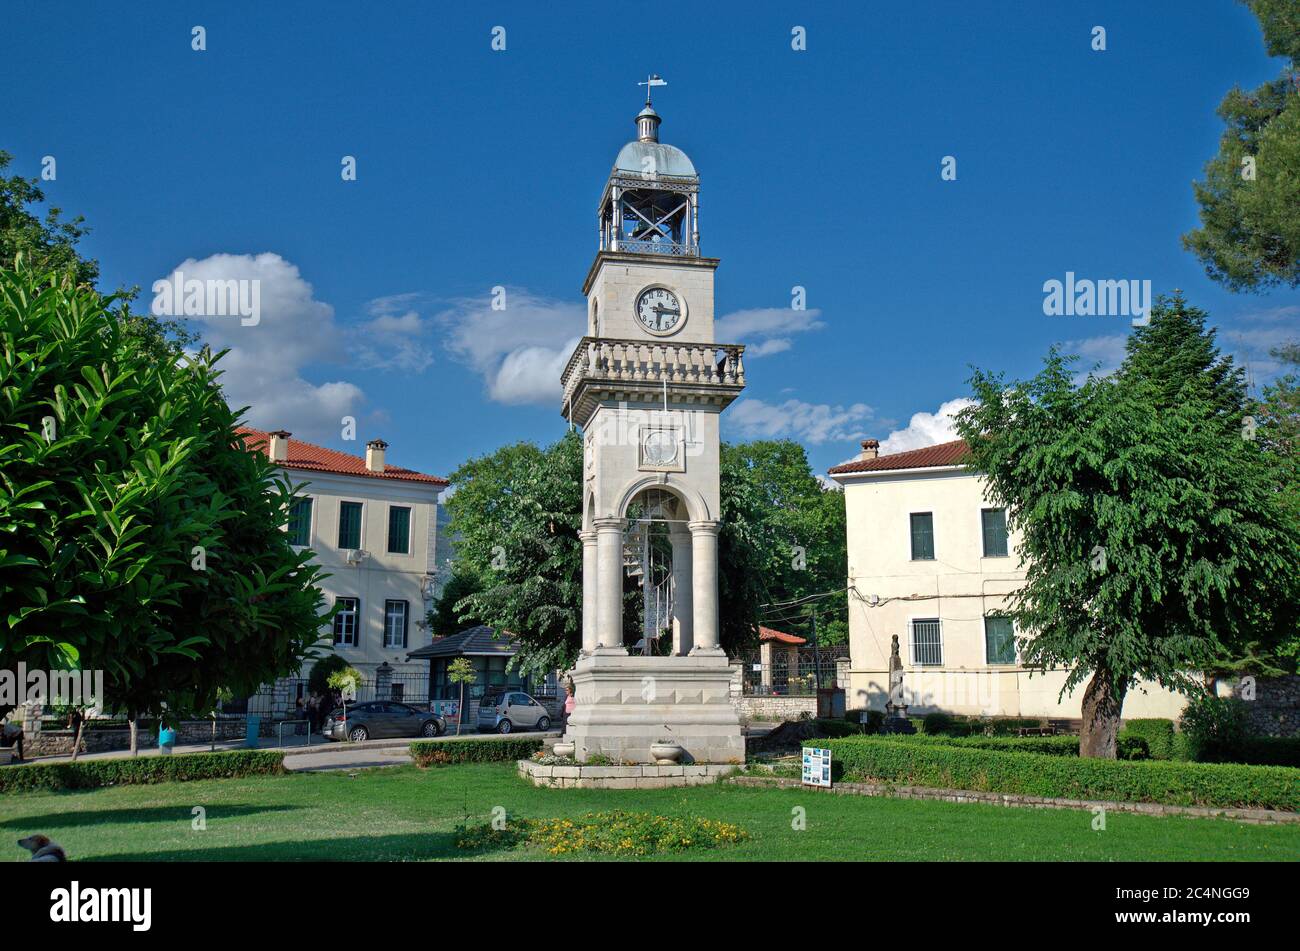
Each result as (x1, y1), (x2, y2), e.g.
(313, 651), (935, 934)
(881, 634), (915, 734)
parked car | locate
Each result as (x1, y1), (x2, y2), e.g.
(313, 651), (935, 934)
(321, 701), (445, 742)
(477, 691), (551, 734)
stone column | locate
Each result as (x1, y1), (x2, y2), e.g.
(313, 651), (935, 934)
(580, 530), (599, 653)
(688, 520), (722, 654)
(594, 517), (626, 652)
(669, 525), (693, 655)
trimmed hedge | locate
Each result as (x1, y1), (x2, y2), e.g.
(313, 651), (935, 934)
(1121, 719), (1177, 760)
(873, 732), (1150, 760)
(0, 750), (285, 794)
(814, 737), (1299, 811)
(410, 737), (543, 767)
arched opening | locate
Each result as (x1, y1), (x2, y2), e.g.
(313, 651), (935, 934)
(622, 487), (691, 655)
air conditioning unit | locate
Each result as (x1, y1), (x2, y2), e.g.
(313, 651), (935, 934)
(345, 549), (370, 565)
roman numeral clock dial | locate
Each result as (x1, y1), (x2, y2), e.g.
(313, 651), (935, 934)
(635, 286), (685, 335)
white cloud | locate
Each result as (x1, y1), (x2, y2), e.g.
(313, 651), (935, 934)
(1221, 305), (1300, 380)
(160, 252), (368, 444)
(435, 289), (584, 405)
(715, 306), (823, 358)
(727, 398), (874, 445)
(876, 397), (976, 456)
(1058, 334), (1129, 378)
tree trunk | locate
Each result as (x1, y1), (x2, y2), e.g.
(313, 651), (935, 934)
(70, 712), (85, 762)
(1079, 667), (1126, 758)
(128, 716), (138, 757)
(456, 684), (464, 736)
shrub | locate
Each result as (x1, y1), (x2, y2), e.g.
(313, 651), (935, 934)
(0, 750), (285, 793)
(1180, 695), (1251, 763)
(811, 717), (860, 738)
(1120, 719), (1176, 760)
(879, 733), (1150, 760)
(922, 712), (955, 735)
(849, 710), (885, 734)
(813, 737), (1298, 811)
(307, 655), (350, 697)
(409, 737), (543, 767)
(1237, 737), (1300, 768)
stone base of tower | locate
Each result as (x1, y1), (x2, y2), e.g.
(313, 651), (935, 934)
(563, 651), (745, 765)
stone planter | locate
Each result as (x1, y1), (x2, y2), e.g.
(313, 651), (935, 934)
(552, 741), (575, 758)
(650, 742), (684, 765)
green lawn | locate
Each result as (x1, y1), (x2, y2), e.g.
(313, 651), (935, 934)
(2, 763), (1297, 861)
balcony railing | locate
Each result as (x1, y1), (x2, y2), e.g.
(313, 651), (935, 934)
(561, 337), (746, 410)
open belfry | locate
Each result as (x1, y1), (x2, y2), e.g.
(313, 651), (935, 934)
(559, 82), (747, 763)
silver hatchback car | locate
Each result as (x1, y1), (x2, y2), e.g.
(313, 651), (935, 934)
(477, 691), (551, 734)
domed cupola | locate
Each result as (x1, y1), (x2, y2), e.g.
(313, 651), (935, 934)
(598, 77), (699, 257)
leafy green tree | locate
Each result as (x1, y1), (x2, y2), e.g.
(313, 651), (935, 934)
(956, 297), (1299, 758)
(447, 657), (475, 735)
(719, 441), (847, 648)
(442, 435), (584, 680)
(0, 149), (195, 360)
(0, 260), (330, 733)
(1182, 1), (1300, 291)
(426, 568), (486, 638)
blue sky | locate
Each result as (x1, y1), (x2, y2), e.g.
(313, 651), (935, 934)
(4, 1), (1297, 480)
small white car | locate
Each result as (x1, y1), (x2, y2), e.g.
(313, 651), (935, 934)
(477, 691), (551, 734)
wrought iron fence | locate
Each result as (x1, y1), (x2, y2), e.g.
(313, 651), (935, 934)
(737, 648), (849, 697)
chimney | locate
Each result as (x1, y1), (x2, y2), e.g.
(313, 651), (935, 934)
(366, 438), (388, 473)
(268, 430), (291, 463)
(859, 438), (879, 461)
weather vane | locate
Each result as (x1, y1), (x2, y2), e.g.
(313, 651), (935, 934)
(638, 73), (667, 105)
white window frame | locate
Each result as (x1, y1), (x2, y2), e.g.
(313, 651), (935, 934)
(333, 597), (360, 648)
(383, 599), (409, 649)
(909, 617), (943, 666)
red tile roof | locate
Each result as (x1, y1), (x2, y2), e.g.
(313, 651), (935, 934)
(759, 626), (807, 645)
(828, 439), (971, 476)
(236, 427), (448, 486)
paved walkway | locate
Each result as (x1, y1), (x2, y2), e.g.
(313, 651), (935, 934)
(22, 728), (558, 770)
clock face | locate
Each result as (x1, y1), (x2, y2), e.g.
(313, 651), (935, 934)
(643, 430), (679, 467)
(635, 286), (685, 335)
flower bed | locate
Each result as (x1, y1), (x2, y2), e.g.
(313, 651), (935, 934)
(455, 810), (749, 856)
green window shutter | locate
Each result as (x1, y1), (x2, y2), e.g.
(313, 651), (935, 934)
(910, 512), (935, 560)
(387, 506), (411, 554)
(338, 501), (362, 549)
(985, 616), (1016, 665)
(982, 508), (1008, 557)
(287, 497), (312, 546)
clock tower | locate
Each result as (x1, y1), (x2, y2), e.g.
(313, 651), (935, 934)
(560, 87), (747, 765)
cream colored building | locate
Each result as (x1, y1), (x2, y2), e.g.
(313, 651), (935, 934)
(239, 428), (448, 681)
(828, 438), (1186, 722)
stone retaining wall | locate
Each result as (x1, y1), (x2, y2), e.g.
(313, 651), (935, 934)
(1232, 675), (1300, 737)
(22, 717), (274, 757)
(734, 695), (818, 722)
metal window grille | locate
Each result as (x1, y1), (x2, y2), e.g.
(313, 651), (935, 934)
(910, 619), (943, 666)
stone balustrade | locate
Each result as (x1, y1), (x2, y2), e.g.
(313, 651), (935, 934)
(561, 337), (746, 409)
